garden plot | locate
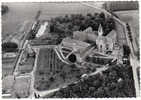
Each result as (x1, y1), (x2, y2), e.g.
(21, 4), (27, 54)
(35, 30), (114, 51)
(2, 58), (15, 78)
(17, 50), (35, 74)
(12, 76), (31, 98)
(34, 47), (96, 91)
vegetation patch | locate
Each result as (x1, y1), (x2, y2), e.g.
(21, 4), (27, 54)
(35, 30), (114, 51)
(49, 12), (115, 38)
(47, 64), (135, 98)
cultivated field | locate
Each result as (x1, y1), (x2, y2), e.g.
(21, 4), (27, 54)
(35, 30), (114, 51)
(115, 10), (139, 53)
(2, 58), (15, 78)
(18, 57), (35, 74)
(2, 2), (103, 39)
(17, 50), (35, 74)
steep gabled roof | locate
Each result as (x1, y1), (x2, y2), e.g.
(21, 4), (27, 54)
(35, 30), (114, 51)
(106, 29), (117, 40)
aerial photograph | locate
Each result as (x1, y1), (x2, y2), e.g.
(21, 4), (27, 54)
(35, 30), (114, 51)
(1, 1), (140, 98)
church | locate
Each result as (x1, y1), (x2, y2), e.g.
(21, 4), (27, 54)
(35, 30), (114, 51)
(96, 24), (117, 54)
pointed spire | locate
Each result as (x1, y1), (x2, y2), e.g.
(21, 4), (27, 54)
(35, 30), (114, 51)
(98, 24), (103, 36)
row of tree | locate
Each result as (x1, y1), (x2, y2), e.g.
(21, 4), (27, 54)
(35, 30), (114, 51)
(48, 64), (135, 98)
(126, 23), (133, 42)
(49, 12), (115, 38)
(85, 56), (113, 65)
(28, 20), (40, 40)
(123, 44), (130, 57)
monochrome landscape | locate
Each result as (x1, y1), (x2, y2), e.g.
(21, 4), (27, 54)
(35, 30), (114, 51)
(1, 1), (140, 98)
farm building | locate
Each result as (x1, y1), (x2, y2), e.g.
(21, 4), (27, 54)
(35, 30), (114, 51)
(2, 52), (17, 58)
(36, 22), (48, 38)
(73, 27), (98, 42)
(60, 37), (90, 53)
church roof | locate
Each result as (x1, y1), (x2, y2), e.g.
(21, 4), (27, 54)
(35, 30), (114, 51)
(106, 29), (117, 40)
(96, 35), (107, 43)
(73, 27), (98, 41)
(61, 37), (90, 50)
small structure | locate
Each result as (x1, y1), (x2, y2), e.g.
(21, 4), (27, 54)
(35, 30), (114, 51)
(60, 37), (90, 52)
(73, 27), (98, 42)
(36, 22), (48, 38)
(3, 52), (17, 58)
(26, 43), (35, 57)
(73, 25), (117, 54)
(58, 25), (120, 65)
(57, 37), (90, 64)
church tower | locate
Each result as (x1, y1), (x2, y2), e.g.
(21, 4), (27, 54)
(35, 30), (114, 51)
(96, 24), (106, 53)
(98, 24), (103, 36)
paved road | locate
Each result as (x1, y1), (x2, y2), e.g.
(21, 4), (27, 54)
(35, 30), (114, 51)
(29, 48), (39, 98)
(13, 10), (41, 74)
(13, 40), (28, 74)
(12, 21), (34, 73)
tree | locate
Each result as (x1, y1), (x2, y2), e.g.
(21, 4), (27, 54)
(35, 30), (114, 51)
(126, 23), (131, 31)
(123, 44), (131, 57)
(104, 17), (115, 36)
(99, 12), (105, 21)
(49, 76), (55, 82)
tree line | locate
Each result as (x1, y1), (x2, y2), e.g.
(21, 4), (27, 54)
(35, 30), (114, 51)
(49, 12), (115, 38)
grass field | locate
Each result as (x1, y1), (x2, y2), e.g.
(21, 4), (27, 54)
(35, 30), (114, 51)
(115, 10), (139, 53)
(2, 2), (102, 39)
